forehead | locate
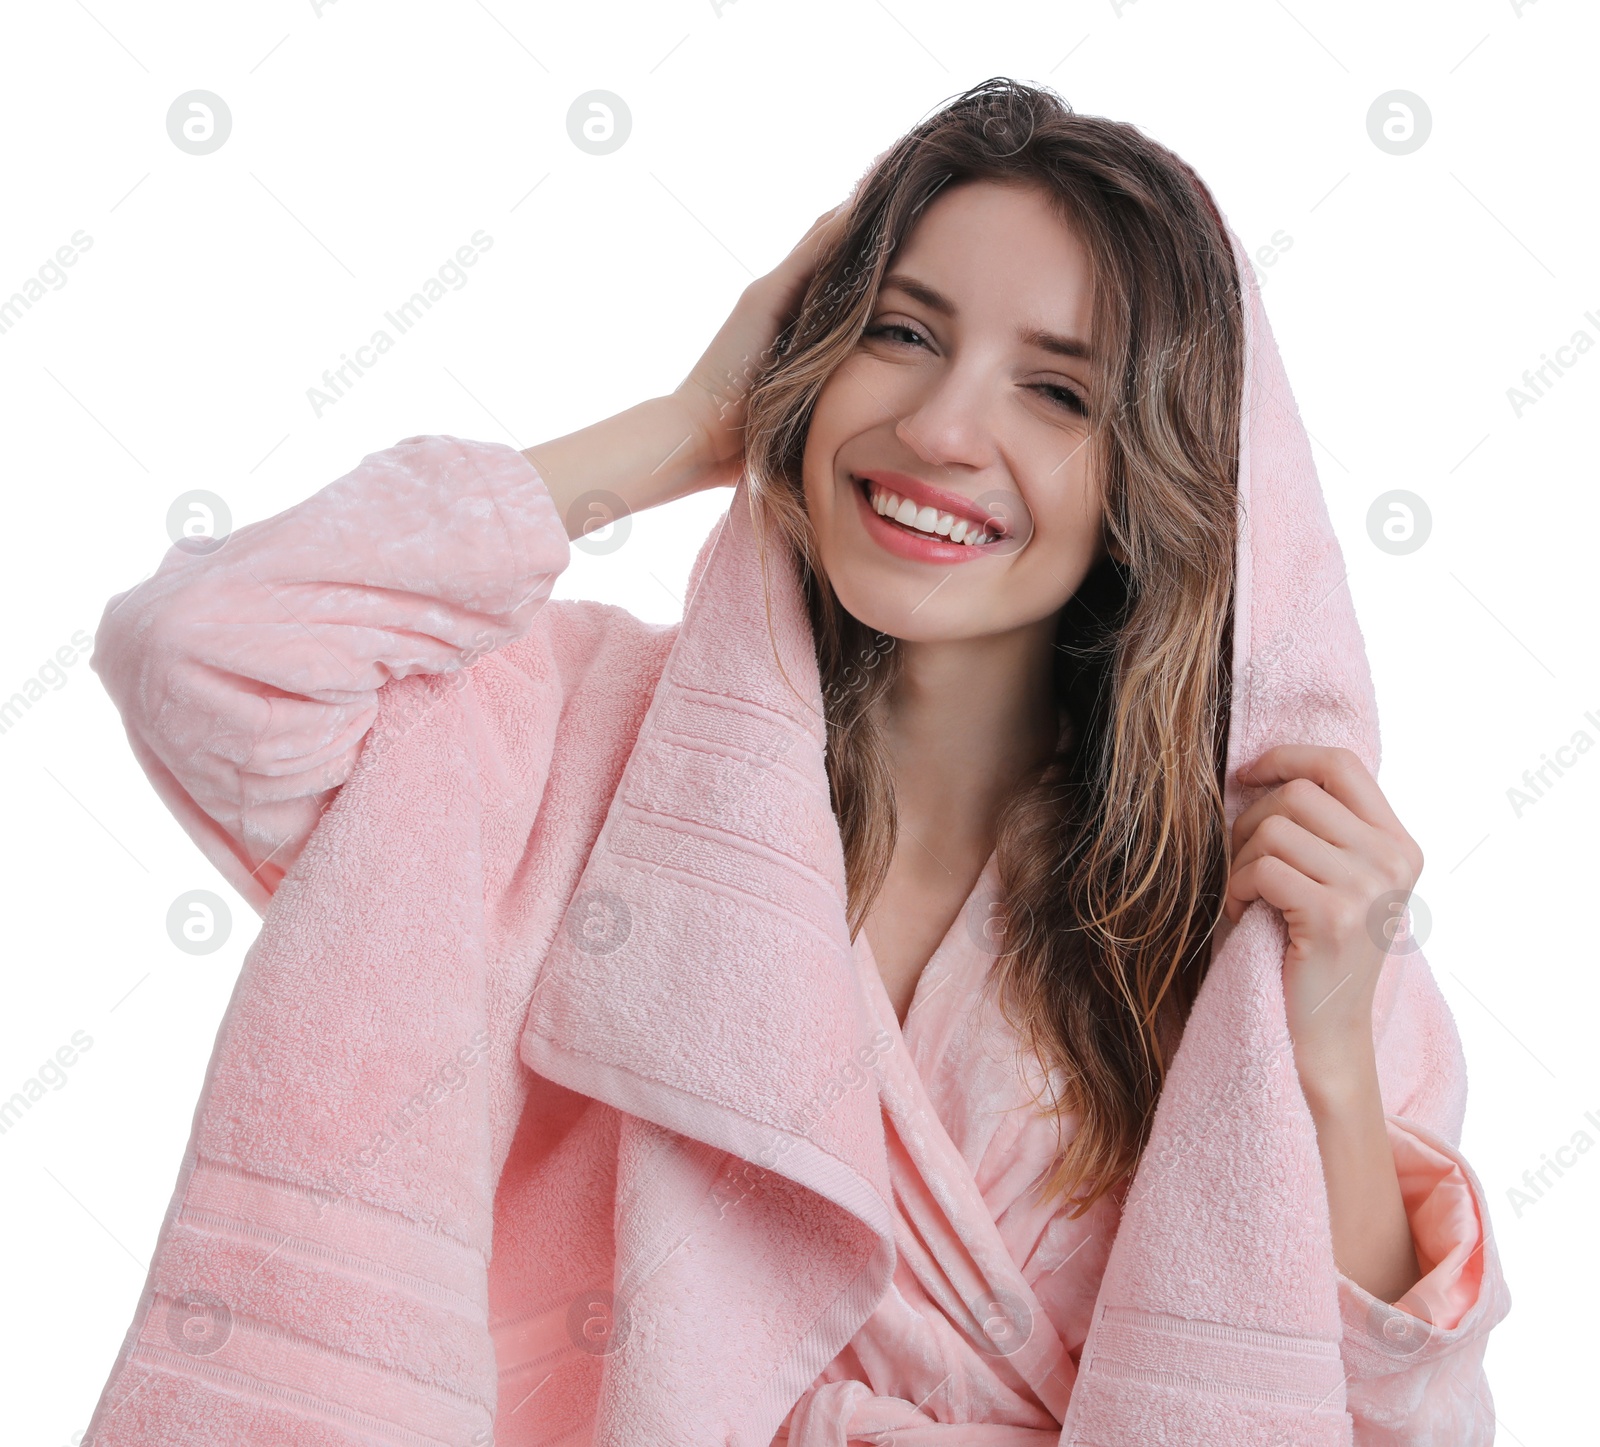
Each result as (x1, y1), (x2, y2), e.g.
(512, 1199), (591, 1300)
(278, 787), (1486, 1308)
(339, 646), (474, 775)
(885, 179), (1094, 334)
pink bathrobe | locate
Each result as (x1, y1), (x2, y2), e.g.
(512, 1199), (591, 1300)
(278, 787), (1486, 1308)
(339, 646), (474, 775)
(84, 223), (1509, 1445)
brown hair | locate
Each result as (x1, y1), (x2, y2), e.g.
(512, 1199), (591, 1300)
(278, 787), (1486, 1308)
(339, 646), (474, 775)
(743, 77), (1243, 1216)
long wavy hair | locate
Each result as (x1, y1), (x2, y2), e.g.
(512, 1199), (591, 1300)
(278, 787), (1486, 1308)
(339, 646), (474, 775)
(742, 78), (1244, 1216)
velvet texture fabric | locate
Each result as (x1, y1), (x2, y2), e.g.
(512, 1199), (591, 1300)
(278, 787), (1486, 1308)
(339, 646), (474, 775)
(82, 216), (1509, 1445)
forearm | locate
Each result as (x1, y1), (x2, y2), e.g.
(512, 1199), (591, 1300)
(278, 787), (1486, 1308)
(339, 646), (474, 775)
(522, 393), (716, 542)
(1300, 1041), (1422, 1305)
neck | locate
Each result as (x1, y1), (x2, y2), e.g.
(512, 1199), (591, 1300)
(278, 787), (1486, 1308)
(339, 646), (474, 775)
(880, 612), (1062, 870)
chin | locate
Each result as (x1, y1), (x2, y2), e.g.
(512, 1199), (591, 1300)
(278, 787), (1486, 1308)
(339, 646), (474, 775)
(815, 560), (972, 644)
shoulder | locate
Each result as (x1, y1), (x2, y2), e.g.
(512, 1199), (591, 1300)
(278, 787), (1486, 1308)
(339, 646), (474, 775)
(464, 597), (680, 760)
(445, 599), (679, 878)
(495, 596), (678, 693)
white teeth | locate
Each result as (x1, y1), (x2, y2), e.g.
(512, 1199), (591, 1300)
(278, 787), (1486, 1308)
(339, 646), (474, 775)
(866, 482), (992, 545)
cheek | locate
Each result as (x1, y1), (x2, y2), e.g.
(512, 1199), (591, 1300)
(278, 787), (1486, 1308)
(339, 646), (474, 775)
(808, 356), (895, 451)
(801, 368), (866, 506)
(1021, 437), (1100, 533)
(1020, 501), (1109, 605)
(799, 423), (831, 524)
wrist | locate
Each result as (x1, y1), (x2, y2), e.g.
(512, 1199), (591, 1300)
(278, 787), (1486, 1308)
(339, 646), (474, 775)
(669, 379), (738, 470)
(1294, 1032), (1381, 1118)
(523, 394), (717, 541)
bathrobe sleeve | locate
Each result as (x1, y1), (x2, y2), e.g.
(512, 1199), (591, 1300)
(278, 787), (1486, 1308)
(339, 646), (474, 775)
(1334, 947), (1514, 1445)
(90, 434), (570, 914)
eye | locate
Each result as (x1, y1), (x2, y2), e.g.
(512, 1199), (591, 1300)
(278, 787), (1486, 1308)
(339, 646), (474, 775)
(1032, 381), (1088, 417)
(862, 319), (930, 348)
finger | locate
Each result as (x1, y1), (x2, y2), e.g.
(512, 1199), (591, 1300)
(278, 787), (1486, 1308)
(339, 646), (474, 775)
(1241, 745), (1399, 836)
(771, 205), (848, 282)
(799, 202), (848, 247)
(1230, 813), (1352, 890)
(1225, 852), (1320, 924)
(1231, 775), (1364, 860)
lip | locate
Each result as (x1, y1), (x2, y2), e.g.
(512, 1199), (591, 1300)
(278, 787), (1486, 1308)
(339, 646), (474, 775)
(857, 469), (1006, 538)
(851, 472), (1000, 565)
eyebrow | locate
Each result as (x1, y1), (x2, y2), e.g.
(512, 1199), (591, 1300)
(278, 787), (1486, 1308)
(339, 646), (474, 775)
(879, 271), (1093, 361)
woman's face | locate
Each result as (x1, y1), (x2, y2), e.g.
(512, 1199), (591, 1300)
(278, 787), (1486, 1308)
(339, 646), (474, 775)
(801, 178), (1106, 643)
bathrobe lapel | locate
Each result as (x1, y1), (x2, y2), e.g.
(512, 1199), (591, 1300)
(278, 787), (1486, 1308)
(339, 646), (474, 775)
(853, 881), (1076, 1423)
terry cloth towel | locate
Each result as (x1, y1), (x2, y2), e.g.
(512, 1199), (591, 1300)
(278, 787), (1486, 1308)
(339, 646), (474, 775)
(772, 849), (1499, 1446)
(83, 213), (1510, 1443)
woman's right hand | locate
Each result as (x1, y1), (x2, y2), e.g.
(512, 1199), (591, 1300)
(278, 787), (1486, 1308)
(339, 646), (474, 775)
(672, 202), (854, 488)
(524, 202), (854, 538)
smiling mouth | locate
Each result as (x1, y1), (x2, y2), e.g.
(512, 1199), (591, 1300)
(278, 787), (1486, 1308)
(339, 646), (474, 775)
(855, 475), (1001, 546)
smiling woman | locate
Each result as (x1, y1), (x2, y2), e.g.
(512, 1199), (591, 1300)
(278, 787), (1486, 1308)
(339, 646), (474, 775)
(743, 120), (1242, 1210)
(83, 76), (1508, 1447)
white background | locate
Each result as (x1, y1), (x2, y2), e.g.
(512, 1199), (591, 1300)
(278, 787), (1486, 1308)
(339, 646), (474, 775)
(2, 1), (1593, 1443)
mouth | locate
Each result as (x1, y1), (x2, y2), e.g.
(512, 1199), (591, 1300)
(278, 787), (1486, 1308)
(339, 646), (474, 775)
(851, 474), (1004, 564)
(870, 476), (992, 544)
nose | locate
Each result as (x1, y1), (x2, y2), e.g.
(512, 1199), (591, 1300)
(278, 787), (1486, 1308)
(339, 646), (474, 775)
(892, 365), (995, 476)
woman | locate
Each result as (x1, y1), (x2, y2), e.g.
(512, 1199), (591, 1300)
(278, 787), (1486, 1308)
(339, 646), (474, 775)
(85, 80), (1507, 1445)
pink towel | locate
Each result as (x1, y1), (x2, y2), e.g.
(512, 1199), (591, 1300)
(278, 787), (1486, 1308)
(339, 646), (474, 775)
(83, 210), (1509, 1445)
(1050, 228), (1509, 1443)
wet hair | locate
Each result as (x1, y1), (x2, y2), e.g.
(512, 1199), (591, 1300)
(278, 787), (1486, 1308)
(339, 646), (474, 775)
(744, 77), (1243, 1214)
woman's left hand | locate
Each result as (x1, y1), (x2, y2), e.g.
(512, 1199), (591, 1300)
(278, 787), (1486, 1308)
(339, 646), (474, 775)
(1224, 744), (1424, 1091)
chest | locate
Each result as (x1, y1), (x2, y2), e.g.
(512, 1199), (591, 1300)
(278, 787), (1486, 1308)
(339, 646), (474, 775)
(862, 851), (994, 1025)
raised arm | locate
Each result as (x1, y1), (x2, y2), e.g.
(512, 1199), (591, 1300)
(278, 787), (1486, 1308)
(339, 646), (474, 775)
(90, 204), (851, 913)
